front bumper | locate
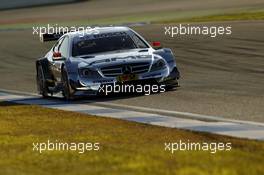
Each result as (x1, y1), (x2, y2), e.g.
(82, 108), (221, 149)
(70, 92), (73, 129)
(69, 66), (180, 96)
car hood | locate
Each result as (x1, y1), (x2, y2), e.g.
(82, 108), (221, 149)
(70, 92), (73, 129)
(72, 49), (156, 68)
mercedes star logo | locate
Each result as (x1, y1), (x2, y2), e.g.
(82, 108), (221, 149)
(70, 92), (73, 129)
(122, 65), (132, 74)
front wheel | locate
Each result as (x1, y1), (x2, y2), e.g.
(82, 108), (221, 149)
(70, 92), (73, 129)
(164, 79), (180, 91)
(62, 68), (75, 100)
(37, 65), (49, 98)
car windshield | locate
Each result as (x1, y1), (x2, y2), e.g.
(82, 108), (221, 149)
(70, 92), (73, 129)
(72, 32), (148, 57)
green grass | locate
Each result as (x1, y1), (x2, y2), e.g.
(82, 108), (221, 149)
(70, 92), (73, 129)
(156, 11), (264, 24)
(0, 101), (263, 174)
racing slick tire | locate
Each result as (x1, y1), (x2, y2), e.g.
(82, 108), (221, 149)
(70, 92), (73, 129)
(37, 65), (49, 98)
(165, 80), (180, 91)
(62, 68), (75, 100)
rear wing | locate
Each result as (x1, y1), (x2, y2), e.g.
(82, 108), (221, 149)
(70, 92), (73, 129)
(40, 32), (65, 42)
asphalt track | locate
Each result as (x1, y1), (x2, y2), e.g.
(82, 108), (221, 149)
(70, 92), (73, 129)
(0, 21), (263, 123)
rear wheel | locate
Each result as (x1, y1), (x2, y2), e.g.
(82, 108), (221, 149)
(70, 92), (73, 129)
(37, 65), (49, 98)
(62, 68), (75, 100)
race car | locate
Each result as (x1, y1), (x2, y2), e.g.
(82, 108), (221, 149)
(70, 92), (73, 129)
(36, 26), (180, 99)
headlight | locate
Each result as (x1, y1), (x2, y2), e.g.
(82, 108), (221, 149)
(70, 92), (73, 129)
(150, 60), (166, 72)
(79, 68), (101, 78)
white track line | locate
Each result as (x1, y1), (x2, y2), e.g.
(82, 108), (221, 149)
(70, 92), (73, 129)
(83, 100), (264, 127)
(0, 90), (264, 140)
(1, 88), (263, 127)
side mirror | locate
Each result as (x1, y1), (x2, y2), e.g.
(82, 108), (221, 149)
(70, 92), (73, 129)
(152, 41), (162, 49)
(53, 52), (61, 57)
(52, 52), (65, 61)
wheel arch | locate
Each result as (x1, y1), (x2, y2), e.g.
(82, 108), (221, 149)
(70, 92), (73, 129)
(153, 48), (176, 63)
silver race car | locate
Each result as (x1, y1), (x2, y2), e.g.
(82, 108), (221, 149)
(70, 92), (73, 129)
(36, 26), (180, 99)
